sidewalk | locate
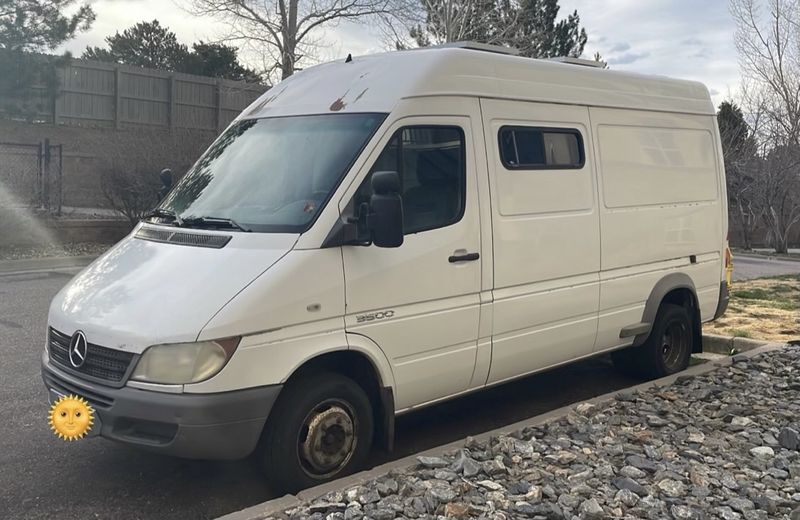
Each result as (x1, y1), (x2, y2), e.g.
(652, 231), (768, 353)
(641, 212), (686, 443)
(0, 255), (97, 275)
(221, 342), (796, 520)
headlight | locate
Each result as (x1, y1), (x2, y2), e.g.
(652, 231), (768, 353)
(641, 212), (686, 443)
(131, 338), (240, 384)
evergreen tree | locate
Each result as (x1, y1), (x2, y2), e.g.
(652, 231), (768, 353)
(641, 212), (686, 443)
(179, 42), (260, 82)
(83, 20), (188, 70)
(83, 22), (260, 81)
(717, 101), (760, 249)
(0, 0), (95, 119)
(409, 0), (587, 59)
(0, 0), (95, 51)
(510, 0), (586, 58)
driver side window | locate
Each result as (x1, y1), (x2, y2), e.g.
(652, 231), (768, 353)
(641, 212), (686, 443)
(357, 126), (466, 235)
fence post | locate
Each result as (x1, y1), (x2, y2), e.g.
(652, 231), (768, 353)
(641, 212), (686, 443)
(56, 145), (63, 216)
(43, 138), (51, 212)
(169, 74), (176, 131)
(216, 80), (223, 134)
(37, 141), (44, 208)
(52, 66), (60, 126)
(115, 66), (122, 130)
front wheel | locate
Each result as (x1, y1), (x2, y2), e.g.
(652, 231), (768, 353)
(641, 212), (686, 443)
(258, 373), (374, 493)
(612, 303), (693, 379)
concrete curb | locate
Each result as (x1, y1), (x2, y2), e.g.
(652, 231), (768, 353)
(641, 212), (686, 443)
(215, 340), (787, 520)
(701, 333), (769, 355)
(0, 255), (97, 275)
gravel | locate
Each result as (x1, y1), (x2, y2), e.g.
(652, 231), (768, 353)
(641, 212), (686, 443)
(260, 346), (800, 520)
(0, 242), (111, 261)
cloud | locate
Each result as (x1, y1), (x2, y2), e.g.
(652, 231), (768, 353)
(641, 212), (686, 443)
(608, 51), (650, 65)
(561, 0), (740, 105)
(608, 42), (631, 53)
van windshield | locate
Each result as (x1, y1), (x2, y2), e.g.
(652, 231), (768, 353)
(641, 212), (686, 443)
(157, 113), (385, 233)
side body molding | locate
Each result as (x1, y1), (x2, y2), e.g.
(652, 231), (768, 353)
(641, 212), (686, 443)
(632, 272), (698, 348)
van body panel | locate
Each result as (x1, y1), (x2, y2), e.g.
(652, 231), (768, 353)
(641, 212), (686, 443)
(197, 248), (345, 341)
(480, 99), (600, 383)
(47, 227), (297, 354)
(590, 107), (724, 351)
(186, 321), (347, 393)
(345, 332), (398, 390)
(240, 48), (714, 122)
(594, 257), (720, 350)
(339, 111), (484, 410)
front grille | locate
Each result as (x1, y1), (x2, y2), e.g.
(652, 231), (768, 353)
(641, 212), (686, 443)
(48, 328), (135, 385)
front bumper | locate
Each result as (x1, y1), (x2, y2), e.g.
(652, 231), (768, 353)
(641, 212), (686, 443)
(41, 352), (282, 460)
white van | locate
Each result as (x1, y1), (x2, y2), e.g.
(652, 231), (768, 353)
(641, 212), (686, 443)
(42, 43), (730, 491)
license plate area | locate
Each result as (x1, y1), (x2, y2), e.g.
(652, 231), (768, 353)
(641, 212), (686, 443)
(47, 388), (102, 438)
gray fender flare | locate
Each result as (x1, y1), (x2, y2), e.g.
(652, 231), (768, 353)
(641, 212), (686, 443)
(632, 272), (698, 347)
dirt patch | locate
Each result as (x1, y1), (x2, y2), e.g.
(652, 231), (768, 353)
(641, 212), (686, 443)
(704, 274), (800, 343)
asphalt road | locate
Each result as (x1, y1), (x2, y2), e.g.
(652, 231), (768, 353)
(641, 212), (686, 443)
(732, 254), (800, 280)
(1, 254), (797, 520)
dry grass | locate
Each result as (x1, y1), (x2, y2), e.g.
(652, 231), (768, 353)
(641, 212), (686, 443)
(704, 274), (800, 343)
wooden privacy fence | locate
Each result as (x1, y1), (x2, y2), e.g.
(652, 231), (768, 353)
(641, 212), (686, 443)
(5, 57), (268, 132)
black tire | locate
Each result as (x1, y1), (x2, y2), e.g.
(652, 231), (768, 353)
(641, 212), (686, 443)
(259, 373), (374, 493)
(612, 303), (693, 379)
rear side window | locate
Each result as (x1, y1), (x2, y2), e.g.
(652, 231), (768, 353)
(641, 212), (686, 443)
(499, 126), (584, 169)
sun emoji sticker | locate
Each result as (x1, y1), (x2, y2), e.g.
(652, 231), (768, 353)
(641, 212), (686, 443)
(49, 395), (94, 441)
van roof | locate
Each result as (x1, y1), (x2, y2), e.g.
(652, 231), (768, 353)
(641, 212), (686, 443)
(241, 46), (715, 120)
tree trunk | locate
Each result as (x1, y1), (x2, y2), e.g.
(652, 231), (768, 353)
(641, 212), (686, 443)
(281, 50), (294, 80)
(741, 226), (752, 250)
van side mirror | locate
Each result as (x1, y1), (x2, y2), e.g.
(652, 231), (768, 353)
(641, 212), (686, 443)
(369, 171), (404, 248)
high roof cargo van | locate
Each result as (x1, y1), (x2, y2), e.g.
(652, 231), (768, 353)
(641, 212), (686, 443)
(42, 43), (730, 491)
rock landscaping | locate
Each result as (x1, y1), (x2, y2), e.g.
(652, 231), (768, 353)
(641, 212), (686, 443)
(266, 346), (800, 520)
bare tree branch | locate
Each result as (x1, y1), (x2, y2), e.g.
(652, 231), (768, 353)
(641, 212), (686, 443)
(182, 0), (408, 82)
(731, 0), (800, 253)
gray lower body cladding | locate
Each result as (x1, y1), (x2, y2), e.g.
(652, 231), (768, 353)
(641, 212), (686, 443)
(41, 355), (282, 460)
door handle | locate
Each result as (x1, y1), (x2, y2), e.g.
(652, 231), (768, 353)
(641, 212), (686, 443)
(448, 252), (480, 263)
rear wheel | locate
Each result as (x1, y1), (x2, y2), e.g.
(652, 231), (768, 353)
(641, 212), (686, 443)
(612, 303), (693, 379)
(259, 373), (374, 493)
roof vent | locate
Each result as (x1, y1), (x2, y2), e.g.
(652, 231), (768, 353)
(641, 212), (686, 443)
(546, 56), (606, 68)
(431, 41), (520, 56)
(135, 225), (232, 249)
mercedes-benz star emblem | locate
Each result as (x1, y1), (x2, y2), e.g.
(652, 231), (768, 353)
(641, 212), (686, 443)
(68, 331), (88, 368)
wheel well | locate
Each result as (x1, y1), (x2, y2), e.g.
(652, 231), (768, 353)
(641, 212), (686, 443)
(661, 288), (703, 353)
(287, 351), (393, 451)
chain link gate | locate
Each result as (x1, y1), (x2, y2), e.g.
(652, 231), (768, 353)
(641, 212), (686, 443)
(0, 139), (63, 214)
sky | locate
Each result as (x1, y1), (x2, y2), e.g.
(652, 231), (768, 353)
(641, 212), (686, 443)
(60, 0), (741, 106)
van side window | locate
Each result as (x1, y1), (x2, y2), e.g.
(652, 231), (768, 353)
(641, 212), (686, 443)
(499, 127), (584, 169)
(358, 126), (466, 234)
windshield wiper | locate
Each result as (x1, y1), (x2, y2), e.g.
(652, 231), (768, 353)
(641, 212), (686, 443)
(142, 208), (183, 226)
(181, 216), (251, 232)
